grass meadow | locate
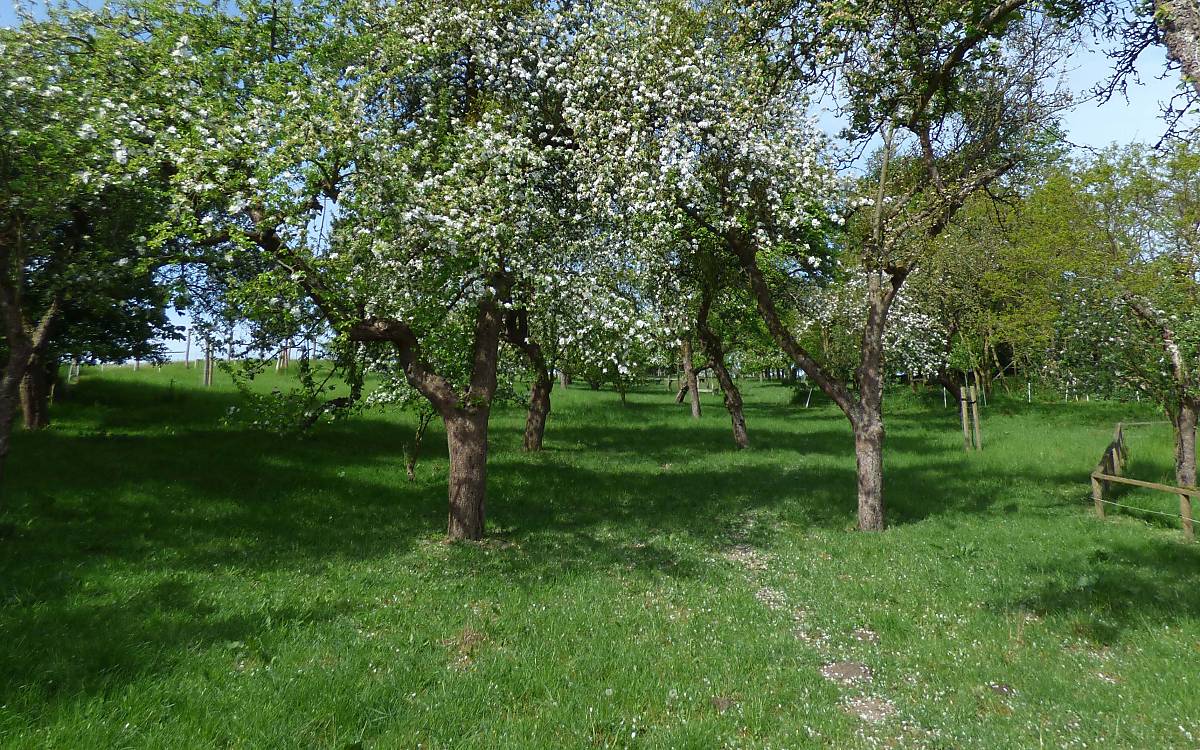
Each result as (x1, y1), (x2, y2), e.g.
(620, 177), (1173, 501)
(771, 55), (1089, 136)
(0, 363), (1196, 748)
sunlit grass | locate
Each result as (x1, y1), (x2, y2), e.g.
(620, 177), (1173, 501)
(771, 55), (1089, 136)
(0, 364), (1195, 748)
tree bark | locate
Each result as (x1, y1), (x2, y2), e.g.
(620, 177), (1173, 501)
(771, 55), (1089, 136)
(0, 289), (60, 507)
(681, 338), (701, 418)
(851, 273), (894, 532)
(1173, 398), (1197, 489)
(444, 408), (489, 540)
(1157, 0), (1200, 98)
(525, 372), (552, 452)
(503, 309), (552, 452)
(851, 412), (885, 531)
(19, 353), (52, 430)
(0, 352), (26, 505)
(696, 290), (748, 449)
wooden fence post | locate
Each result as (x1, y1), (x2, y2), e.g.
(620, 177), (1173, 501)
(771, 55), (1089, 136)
(1182, 494), (1195, 542)
(1092, 474), (1105, 518)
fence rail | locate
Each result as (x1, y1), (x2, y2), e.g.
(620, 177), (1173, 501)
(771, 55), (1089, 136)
(1090, 421), (1194, 542)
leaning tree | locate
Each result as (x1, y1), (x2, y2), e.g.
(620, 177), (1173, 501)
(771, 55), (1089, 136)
(568, 0), (1074, 529)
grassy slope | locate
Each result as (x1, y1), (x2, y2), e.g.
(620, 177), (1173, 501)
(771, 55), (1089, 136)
(0, 363), (1196, 749)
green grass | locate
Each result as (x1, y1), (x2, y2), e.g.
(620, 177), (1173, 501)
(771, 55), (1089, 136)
(1, 363), (1197, 748)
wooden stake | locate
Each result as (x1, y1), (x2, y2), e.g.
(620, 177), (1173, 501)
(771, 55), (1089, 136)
(960, 386), (972, 452)
(970, 385), (983, 451)
(184, 328), (192, 369)
(1182, 494), (1195, 542)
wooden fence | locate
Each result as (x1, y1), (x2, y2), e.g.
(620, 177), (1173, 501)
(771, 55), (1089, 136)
(1090, 421), (1195, 542)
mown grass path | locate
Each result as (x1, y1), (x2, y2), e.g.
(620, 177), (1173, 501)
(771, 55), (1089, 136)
(0, 366), (1196, 748)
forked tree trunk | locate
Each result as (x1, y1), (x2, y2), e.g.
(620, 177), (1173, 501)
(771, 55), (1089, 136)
(347, 292), (503, 541)
(731, 229), (902, 530)
(444, 408), (489, 540)
(681, 338), (701, 419)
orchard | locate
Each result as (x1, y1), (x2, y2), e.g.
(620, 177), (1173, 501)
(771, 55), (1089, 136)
(1, 0), (1198, 746)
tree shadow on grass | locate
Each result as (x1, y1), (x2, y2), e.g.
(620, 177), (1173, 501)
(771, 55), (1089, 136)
(0, 376), (1145, 717)
(997, 537), (1200, 645)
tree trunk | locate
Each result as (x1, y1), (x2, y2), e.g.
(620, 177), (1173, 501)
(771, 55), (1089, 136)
(502, 310), (553, 452)
(1173, 398), (1197, 540)
(851, 273), (897, 532)
(852, 412), (885, 531)
(444, 409), (489, 541)
(696, 290), (748, 449)
(347, 290), (504, 541)
(1173, 398), (1198, 489)
(711, 357), (748, 449)
(524, 369), (552, 452)
(0, 346), (30, 510)
(20, 354), (52, 430)
(1157, 0), (1200, 98)
(681, 338), (701, 419)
